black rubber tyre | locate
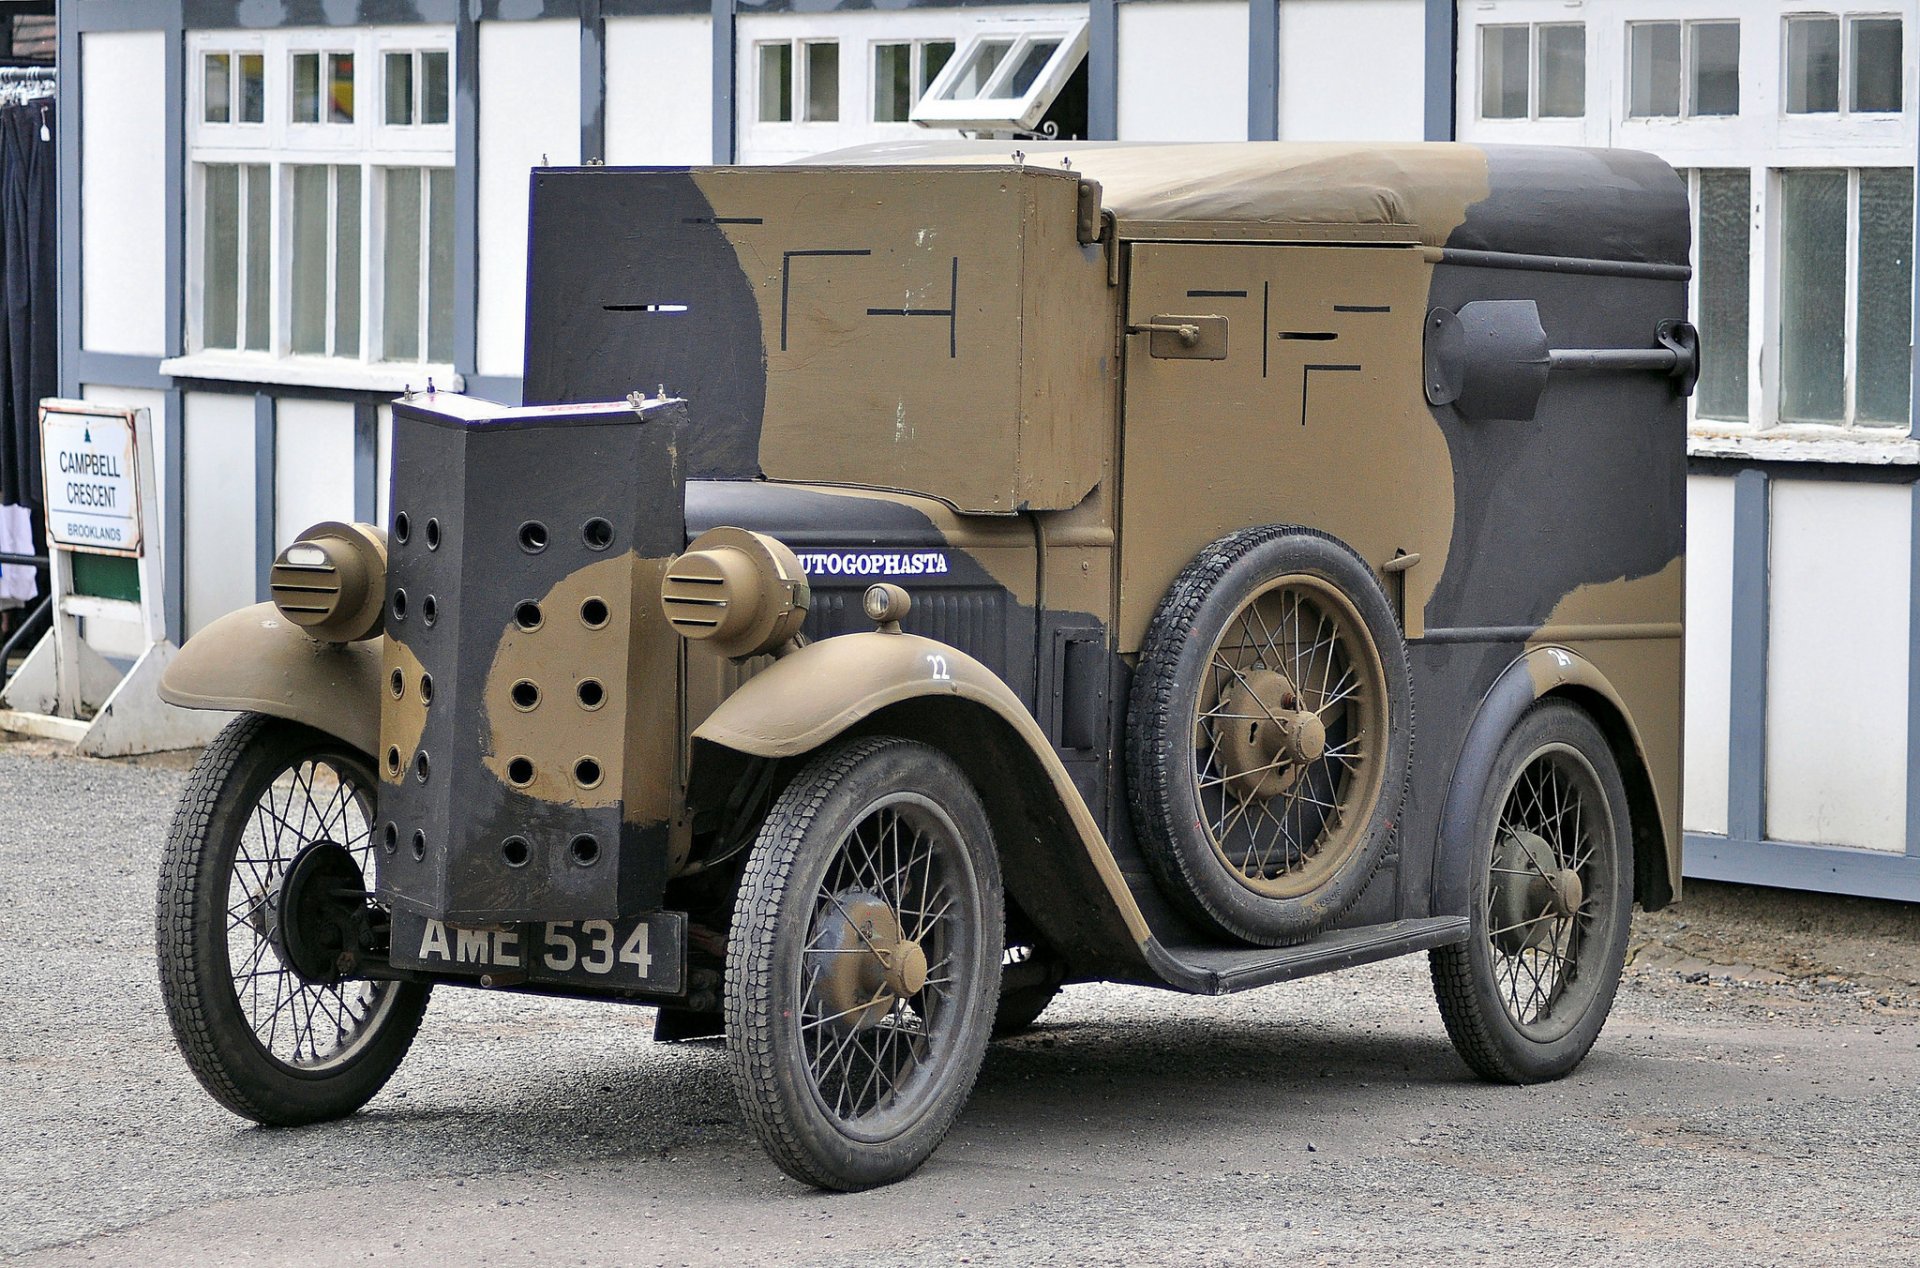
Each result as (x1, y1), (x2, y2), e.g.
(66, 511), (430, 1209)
(725, 736), (1004, 1191)
(156, 713), (431, 1126)
(1429, 700), (1634, 1084)
(1126, 526), (1412, 945)
(992, 948), (1064, 1039)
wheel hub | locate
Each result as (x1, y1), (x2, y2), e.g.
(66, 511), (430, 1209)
(1490, 829), (1578, 954)
(1216, 669), (1327, 801)
(812, 890), (927, 1029)
(267, 840), (368, 984)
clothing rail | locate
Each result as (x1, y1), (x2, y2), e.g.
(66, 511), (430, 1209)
(0, 68), (54, 81)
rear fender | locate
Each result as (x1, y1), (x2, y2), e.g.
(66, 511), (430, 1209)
(692, 631), (1155, 973)
(1434, 646), (1675, 917)
(158, 603), (383, 756)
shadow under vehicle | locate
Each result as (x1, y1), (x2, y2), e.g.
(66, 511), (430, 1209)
(154, 141), (1692, 1190)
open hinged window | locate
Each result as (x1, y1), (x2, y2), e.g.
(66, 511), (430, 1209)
(911, 19), (1087, 134)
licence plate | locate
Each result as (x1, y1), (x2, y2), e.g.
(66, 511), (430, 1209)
(391, 909), (687, 996)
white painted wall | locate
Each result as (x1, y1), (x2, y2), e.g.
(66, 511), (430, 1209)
(182, 392), (257, 636)
(1117, 3), (1249, 141)
(81, 31), (168, 356)
(1682, 475), (1735, 835)
(477, 19), (581, 378)
(1276, 0), (1426, 141)
(1765, 481), (1912, 851)
(606, 15), (714, 165)
(274, 398), (357, 554)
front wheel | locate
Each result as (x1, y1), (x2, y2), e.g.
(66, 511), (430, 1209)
(156, 714), (430, 1125)
(725, 736), (1004, 1190)
(1429, 700), (1633, 1083)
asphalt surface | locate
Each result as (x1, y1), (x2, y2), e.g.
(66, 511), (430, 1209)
(3, 739), (1918, 1266)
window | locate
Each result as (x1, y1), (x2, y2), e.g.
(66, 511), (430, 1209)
(186, 30), (454, 375)
(873, 40), (955, 123)
(911, 21), (1087, 132)
(1787, 14), (1903, 115)
(203, 50), (264, 124)
(291, 51), (354, 124)
(1629, 22), (1740, 119)
(1478, 23), (1584, 120)
(385, 50), (450, 126)
(757, 40), (839, 123)
(1778, 168), (1914, 427)
(1693, 170), (1750, 421)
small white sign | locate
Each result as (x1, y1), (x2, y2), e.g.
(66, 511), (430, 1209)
(40, 405), (142, 557)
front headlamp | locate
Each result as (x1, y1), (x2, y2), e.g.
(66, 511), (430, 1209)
(269, 521), (389, 644)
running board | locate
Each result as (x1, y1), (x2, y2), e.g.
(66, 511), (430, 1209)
(1141, 916), (1471, 996)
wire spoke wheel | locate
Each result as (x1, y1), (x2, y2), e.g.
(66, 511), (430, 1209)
(727, 736), (1003, 1190)
(1430, 700), (1633, 1084)
(223, 755), (398, 1071)
(1192, 574), (1389, 900)
(1129, 527), (1411, 945)
(158, 714), (430, 1125)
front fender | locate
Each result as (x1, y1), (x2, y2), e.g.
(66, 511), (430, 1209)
(694, 631), (1154, 949)
(158, 603), (383, 756)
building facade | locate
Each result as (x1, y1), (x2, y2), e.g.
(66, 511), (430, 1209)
(54, 0), (1920, 898)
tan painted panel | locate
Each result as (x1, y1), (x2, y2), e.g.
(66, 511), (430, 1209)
(689, 166), (1107, 514)
(1116, 242), (1453, 650)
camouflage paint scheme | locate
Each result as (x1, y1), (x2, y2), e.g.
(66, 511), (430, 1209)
(160, 141), (1687, 995)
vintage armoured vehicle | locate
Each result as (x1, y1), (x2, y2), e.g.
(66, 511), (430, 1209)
(155, 141), (1690, 1190)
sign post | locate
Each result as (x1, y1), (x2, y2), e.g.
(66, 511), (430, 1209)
(0, 400), (230, 755)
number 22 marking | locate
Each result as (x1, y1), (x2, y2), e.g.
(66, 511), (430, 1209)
(926, 653), (951, 682)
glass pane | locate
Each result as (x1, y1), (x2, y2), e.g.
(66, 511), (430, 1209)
(1479, 26), (1529, 119)
(875, 44), (909, 122)
(758, 43), (792, 122)
(1785, 16), (1839, 113)
(204, 54), (231, 124)
(336, 166), (362, 358)
(384, 168), (422, 362)
(423, 51), (450, 125)
(244, 164), (270, 352)
(386, 52), (413, 126)
(943, 39), (1012, 101)
(1778, 170), (1847, 422)
(328, 52), (354, 123)
(1695, 170), (1750, 421)
(805, 43), (838, 121)
(1628, 24), (1681, 117)
(428, 168), (454, 364)
(1689, 22), (1740, 117)
(202, 164), (239, 349)
(1850, 18), (1903, 113)
(921, 41), (954, 95)
(292, 52), (320, 123)
(237, 53), (265, 123)
(1536, 24), (1584, 118)
(1856, 169), (1915, 426)
(290, 166), (330, 355)
(1005, 39), (1061, 99)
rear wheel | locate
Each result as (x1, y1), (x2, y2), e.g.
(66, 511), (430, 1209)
(725, 737), (1004, 1190)
(1429, 701), (1633, 1083)
(156, 714), (430, 1125)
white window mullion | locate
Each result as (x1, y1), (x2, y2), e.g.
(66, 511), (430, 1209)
(1758, 166), (1782, 430)
(417, 166), (432, 361)
(1843, 169), (1863, 428)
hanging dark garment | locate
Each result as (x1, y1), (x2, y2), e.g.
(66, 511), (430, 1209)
(0, 98), (56, 511)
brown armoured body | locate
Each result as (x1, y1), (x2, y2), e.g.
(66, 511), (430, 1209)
(156, 141), (1690, 1189)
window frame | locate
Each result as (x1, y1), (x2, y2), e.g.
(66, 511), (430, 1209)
(1626, 19), (1742, 119)
(1475, 20), (1589, 122)
(754, 38), (843, 125)
(910, 19), (1088, 132)
(1782, 11), (1907, 118)
(870, 37), (957, 125)
(179, 27), (456, 385)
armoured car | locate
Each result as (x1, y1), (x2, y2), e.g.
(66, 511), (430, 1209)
(156, 141), (1690, 1190)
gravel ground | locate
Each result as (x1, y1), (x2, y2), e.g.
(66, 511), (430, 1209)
(2, 737), (1918, 1266)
